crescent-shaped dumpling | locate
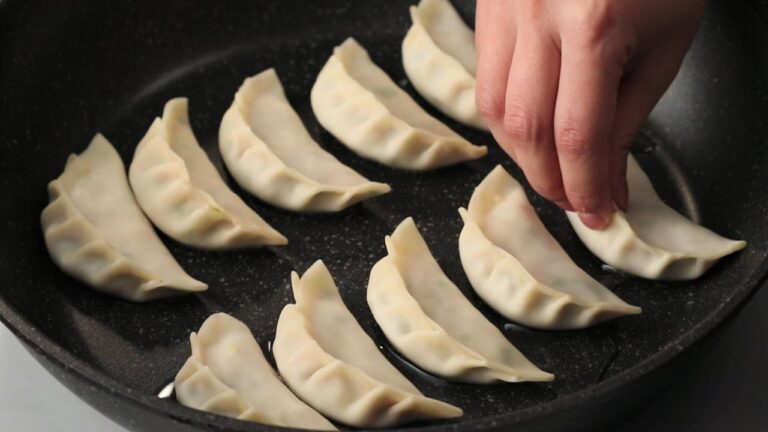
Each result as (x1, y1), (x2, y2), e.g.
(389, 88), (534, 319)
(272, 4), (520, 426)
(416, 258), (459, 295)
(41, 135), (206, 301)
(219, 69), (390, 212)
(567, 156), (747, 280)
(311, 38), (487, 170)
(273, 261), (461, 428)
(367, 217), (553, 383)
(129, 98), (287, 249)
(459, 166), (641, 330)
(174, 313), (335, 430)
(402, 0), (487, 130)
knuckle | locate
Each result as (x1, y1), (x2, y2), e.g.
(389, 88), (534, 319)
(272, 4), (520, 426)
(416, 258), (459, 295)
(555, 125), (592, 158)
(567, 1), (632, 65)
(475, 84), (504, 120)
(576, 0), (616, 41)
(503, 104), (541, 145)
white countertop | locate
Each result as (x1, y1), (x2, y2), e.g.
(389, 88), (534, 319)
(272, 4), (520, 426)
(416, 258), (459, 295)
(0, 324), (125, 432)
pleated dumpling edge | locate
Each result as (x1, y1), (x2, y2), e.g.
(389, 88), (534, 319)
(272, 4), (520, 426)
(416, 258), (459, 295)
(311, 37), (487, 170)
(402, 0), (487, 130)
(174, 313), (336, 430)
(566, 156), (746, 280)
(129, 97), (287, 249)
(459, 165), (641, 329)
(219, 68), (391, 212)
(41, 134), (206, 302)
(367, 217), (554, 383)
(273, 261), (462, 428)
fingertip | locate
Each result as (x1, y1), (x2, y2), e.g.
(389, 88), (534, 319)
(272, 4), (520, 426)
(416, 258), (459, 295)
(578, 212), (610, 230)
(555, 200), (576, 211)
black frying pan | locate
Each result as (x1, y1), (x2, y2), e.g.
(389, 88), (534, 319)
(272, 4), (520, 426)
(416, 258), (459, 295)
(1, 1), (767, 431)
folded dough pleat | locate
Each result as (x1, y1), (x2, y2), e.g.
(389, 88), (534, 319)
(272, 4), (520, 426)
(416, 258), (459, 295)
(367, 217), (553, 383)
(129, 98), (287, 249)
(174, 313), (335, 430)
(567, 156), (747, 280)
(41, 134), (206, 301)
(273, 261), (462, 428)
(219, 69), (390, 212)
(459, 166), (641, 329)
(311, 38), (487, 170)
(402, 0), (487, 130)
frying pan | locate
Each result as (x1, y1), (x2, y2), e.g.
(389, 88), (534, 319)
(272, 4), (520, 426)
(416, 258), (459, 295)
(1, 0), (767, 431)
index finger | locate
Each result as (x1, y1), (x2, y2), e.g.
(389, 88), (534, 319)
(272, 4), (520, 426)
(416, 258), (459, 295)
(553, 39), (623, 229)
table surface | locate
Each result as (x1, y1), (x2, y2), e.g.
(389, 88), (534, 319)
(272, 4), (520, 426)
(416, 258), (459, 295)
(2, 283), (766, 432)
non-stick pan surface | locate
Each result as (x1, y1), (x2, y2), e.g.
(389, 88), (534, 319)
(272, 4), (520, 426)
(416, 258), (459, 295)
(1, 1), (767, 431)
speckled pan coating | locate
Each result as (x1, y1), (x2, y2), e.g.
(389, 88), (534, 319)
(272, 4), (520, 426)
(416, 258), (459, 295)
(1, 1), (767, 431)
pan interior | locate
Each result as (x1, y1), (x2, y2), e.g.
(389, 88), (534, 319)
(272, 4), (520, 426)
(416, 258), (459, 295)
(0, 0), (767, 429)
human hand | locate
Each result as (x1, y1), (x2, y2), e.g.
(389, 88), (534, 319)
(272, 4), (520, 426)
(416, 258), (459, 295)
(475, 0), (706, 229)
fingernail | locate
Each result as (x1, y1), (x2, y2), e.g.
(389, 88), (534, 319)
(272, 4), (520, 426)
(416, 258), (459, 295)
(579, 212), (608, 230)
(555, 200), (575, 211)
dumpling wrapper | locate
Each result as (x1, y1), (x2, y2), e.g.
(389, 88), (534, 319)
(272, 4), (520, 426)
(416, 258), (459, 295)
(311, 38), (487, 170)
(174, 313), (335, 430)
(273, 261), (461, 428)
(129, 98), (286, 249)
(41, 135), (206, 302)
(219, 69), (390, 212)
(367, 217), (553, 383)
(402, 0), (487, 130)
(567, 157), (747, 280)
(460, 166), (641, 330)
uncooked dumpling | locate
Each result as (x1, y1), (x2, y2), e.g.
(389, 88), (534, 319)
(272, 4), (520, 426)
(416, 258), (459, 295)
(367, 217), (553, 383)
(174, 313), (335, 430)
(460, 166), (641, 330)
(567, 156), (747, 280)
(219, 69), (390, 212)
(129, 98), (286, 249)
(40, 135), (206, 302)
(311, 38), (487, 170)
(402, 0), (487, 130)
(273, 261), (461, 428)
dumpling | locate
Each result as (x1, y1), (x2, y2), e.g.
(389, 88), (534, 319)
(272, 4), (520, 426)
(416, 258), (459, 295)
(402, 0), (487, 130)
(459, 166), (641, 330)
(129, 98), (287, 249)
(567, 156), (747, 280)
(273, 261), (461, 428)
(311, 38), (487, 170)
(367, 218), (553, 383)
(174, 313), (335, 430)
(219, 69), (390, 212)
(40, 135), (206, 302)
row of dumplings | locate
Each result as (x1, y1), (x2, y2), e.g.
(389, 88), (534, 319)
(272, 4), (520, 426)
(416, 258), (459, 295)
(42, 0), (744, 304)
(175, 157), (747, 430)
(176, 147), (747, 428)
(39, 0), (491, 302)
(174, 214), (554, 431)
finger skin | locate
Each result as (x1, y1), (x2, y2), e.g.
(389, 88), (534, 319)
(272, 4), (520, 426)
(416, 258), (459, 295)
(502, 28), (569, 207)
(554, 35), (624, 229)
(475, 0), (704, 226)
(475, 0), (519, 163)
(475, 0), (516, 123)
